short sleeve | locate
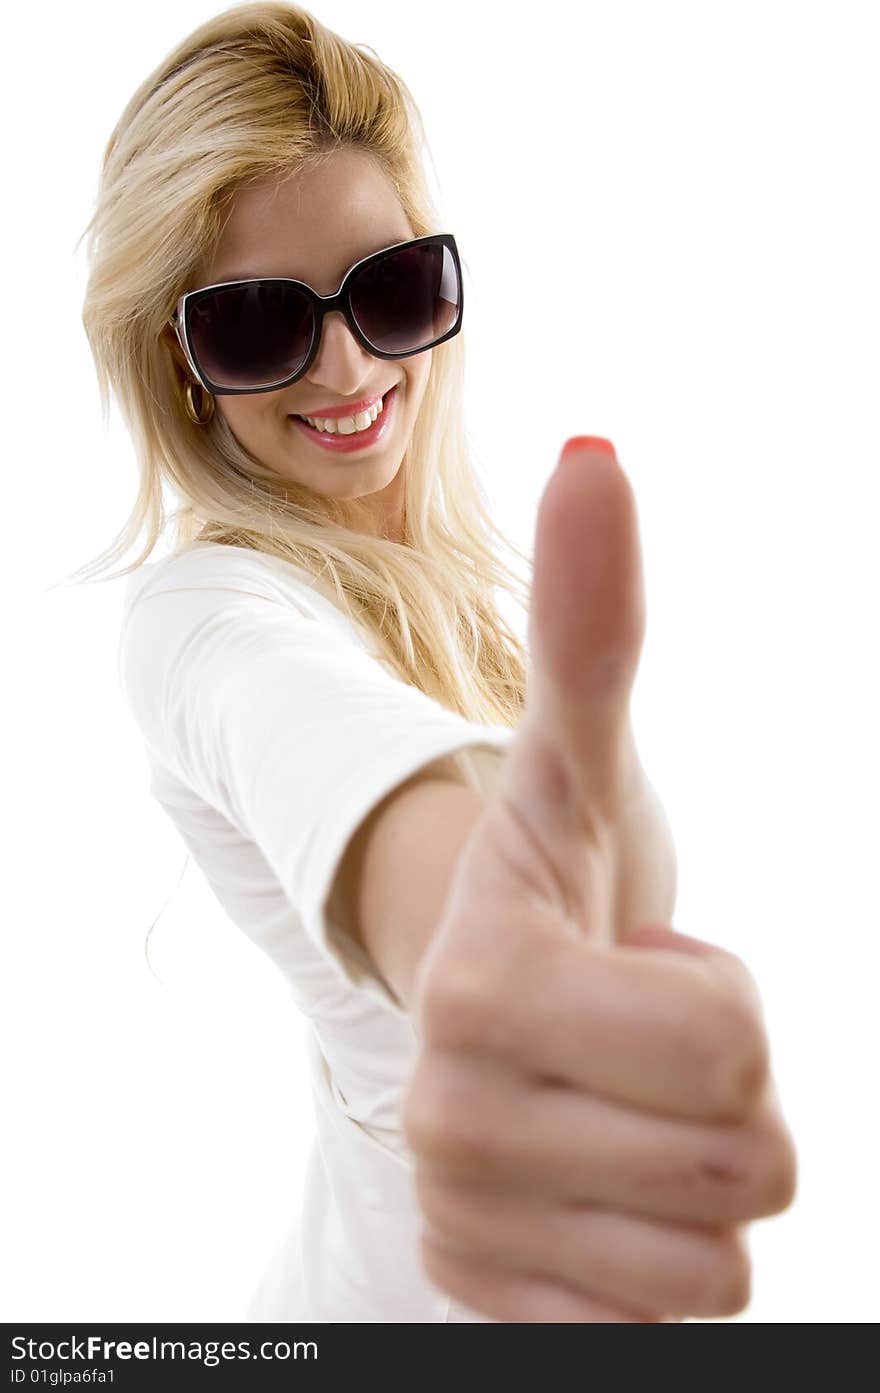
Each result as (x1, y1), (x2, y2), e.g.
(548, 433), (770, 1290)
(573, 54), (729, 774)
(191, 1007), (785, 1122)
(117, 581), (516, 996)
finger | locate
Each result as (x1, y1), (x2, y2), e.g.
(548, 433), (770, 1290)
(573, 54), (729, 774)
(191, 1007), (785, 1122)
(427, 924), (768, 1122)
(619, 922), (767, 1019)
(410, 1054), (792, 1227)
(508, 438), (647, 829)
(419, 1228), (664, 1323)
(416, 1172), (750, 1319)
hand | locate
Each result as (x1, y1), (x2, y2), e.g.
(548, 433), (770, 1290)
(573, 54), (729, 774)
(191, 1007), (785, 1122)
(402, 439), (798, 1322)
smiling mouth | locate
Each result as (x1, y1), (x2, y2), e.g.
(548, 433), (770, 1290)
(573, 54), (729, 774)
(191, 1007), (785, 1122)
(291, 384), (398, 435)
(292, 387), (394, 431)
(288, 383), (399, 448)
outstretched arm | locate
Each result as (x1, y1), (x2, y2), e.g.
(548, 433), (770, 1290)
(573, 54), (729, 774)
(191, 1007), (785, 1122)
(329, 755), (486, 1010)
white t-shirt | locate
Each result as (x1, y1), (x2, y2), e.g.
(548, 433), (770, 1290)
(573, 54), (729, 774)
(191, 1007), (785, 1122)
(117, 541), (517, 1322)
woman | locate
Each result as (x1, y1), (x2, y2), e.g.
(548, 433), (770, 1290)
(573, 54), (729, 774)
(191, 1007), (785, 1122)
(76, 2), (797, 1323)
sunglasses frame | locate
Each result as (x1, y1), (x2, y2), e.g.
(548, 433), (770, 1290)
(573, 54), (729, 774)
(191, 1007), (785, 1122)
(169, 231), (464, 396)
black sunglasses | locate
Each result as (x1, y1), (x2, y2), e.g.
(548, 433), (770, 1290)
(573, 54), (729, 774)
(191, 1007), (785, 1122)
(169, 232), (464, 396)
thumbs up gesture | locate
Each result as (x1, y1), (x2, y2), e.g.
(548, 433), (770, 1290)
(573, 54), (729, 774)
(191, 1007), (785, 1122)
(402, 439), (798, 1323)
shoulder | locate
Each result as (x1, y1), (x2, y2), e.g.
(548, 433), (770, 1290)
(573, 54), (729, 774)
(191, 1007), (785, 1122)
(116, 541), (382, 702)
(121, 541), (317, 617)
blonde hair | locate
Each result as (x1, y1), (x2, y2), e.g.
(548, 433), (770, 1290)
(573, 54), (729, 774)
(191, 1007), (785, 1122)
(72, 1), (530, 727)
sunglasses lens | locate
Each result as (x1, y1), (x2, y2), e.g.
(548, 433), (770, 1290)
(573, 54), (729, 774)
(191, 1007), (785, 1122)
(188, 281), (314, 391)
(350, 241), (461, 353)
(185, 241), (461, 391)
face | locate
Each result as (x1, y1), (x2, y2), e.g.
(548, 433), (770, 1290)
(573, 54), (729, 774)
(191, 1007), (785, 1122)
(170, 147), (432, 540)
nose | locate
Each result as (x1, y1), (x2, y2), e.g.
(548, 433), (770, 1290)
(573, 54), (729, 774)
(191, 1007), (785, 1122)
(305, 307), (374, 388)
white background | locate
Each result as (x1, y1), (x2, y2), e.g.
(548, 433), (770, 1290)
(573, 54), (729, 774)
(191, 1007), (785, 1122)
(2, 0), (878, 1323)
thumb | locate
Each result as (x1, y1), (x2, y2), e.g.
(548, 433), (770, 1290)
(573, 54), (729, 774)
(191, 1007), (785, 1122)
(513, 437), (647, 826)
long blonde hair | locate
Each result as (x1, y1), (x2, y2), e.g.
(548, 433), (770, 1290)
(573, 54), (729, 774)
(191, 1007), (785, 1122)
(72, 1), (530, 728)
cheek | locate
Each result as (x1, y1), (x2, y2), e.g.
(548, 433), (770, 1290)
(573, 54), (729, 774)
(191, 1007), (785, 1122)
(219, 400), (273, 440)
(406, 354), (432, 407)
(218, 399), (244, 430)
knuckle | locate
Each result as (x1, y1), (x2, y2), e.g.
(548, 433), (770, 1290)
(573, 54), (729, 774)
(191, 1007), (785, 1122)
(401, 1060), (453, 1159)
(692, 1111), (797, 1224)
(706, 1230), (752, 1316)
(402, 1056), (498, 1170)
(420, 962), (492, 1050)
(710, 947), (765, 1016)
(418, 1227), (461, 1296)
(694, 1134), (751, 1199)
(726, 1021), (770, 1116)
(701, 995), (770, 1120)
(444, 1108), (501, 1171)
(421, 934), (543, 1060)
(412, 1169), (460, 1236)
(756, 1116), (799, 1216)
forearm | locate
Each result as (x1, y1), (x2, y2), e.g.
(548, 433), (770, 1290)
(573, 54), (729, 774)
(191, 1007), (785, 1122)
(331, 758), (487, 1013)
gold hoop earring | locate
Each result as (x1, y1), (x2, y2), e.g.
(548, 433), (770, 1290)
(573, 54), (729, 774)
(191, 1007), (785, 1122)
(183, 378), (215, 426)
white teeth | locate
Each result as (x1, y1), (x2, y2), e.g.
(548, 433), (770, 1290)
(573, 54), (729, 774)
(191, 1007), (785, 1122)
(302, 394), (385, 434)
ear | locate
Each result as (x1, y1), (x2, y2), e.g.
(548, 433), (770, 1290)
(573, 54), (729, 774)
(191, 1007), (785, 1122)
(161, 322), (190, 377)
